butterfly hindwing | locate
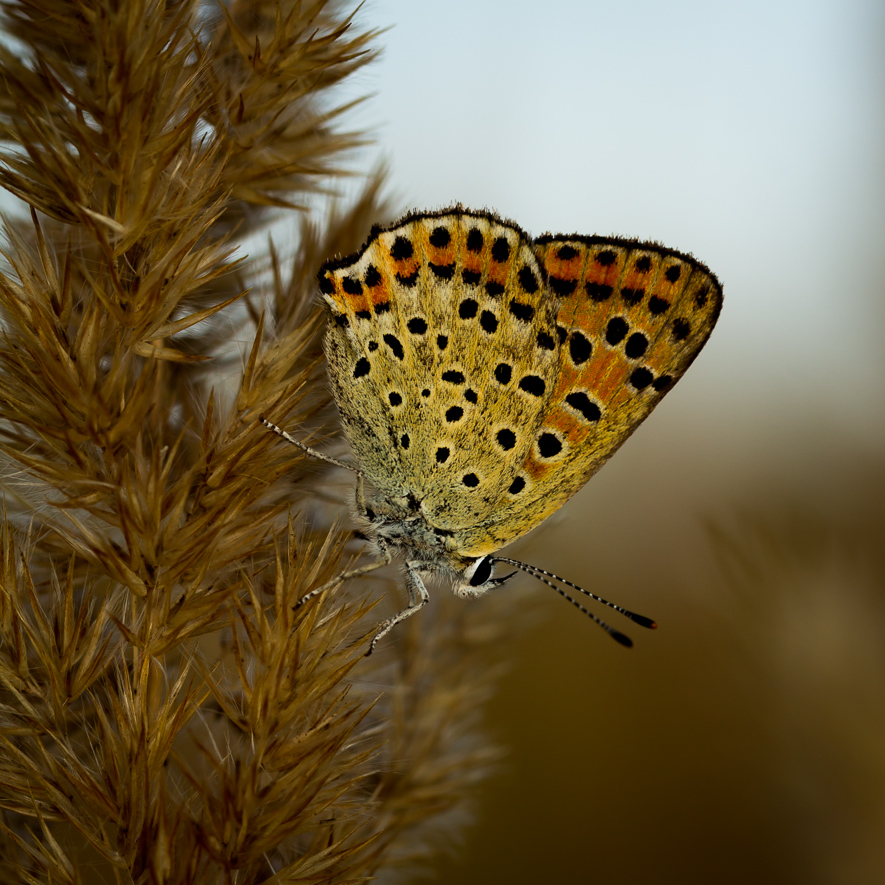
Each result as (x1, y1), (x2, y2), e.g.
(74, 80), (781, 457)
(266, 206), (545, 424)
(320, 209), (561, 525)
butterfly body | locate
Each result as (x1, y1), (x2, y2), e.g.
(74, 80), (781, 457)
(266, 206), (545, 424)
(270, 207), (721, 650)
(354, 495), (497, 598)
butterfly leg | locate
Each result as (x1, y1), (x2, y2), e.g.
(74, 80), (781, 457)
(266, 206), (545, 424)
(354, 470), (371, 517)
(296, 539), (391, 609)
(367, 564), (430, 656)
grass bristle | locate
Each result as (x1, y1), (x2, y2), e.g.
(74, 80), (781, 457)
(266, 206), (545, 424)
(0, 2), (509, 880)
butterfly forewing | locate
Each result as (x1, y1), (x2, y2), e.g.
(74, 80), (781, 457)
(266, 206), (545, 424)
(460, 235), (722, 555)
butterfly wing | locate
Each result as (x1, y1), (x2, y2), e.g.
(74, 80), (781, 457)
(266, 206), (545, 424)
(319, 209), (561, 527)
(319, 208), (722, 558)
(457, 234), (722, 555)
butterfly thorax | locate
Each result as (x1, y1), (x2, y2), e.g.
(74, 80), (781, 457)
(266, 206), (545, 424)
(358, 489), (481, 588)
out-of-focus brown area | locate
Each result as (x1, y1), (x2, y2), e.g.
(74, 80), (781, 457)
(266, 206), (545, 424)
(435, 394), (885, 883)
(3, 0), (879, 878)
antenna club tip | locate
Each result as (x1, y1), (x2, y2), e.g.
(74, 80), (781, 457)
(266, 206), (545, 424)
(629, 614), (657, 629)
(611, 630), (634, 648)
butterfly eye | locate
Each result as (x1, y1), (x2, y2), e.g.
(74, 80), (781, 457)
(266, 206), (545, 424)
(466, 556), (493, 586)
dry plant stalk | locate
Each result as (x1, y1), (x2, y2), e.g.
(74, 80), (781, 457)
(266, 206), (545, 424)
(0, 1), (510, 881)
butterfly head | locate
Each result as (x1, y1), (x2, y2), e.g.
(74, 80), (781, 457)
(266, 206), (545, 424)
(356, 492), (516, 596)
(457, 555), (517, 598)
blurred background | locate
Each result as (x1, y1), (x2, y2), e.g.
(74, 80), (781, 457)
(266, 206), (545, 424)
(337, 1), (884, 882)
(3, 0), (878, 880)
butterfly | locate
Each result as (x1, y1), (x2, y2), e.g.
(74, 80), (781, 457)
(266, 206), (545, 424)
(262, 207), (722, 653)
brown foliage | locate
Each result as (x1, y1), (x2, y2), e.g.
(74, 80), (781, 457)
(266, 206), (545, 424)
(0, 2), (507, 881)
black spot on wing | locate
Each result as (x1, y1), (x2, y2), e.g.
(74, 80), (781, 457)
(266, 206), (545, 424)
(538, 433), (562, 458)
(605, 317), (628, 345)
(625, 333), (648, 359)
(480, 310), (499, 333)
(383, 334), (404, 360)
(491, 237), (510, 262)
(621, 287), (644, 306)
(549, 276), (577, 297)
(390, 236), (413, 260)
(519, 375), (545, 397)
(518, 265), (539, 293)
(430, 226), (451, 247)
(536, 330), (555, 350)
(648, 296), (669, 315)
(509, 301), (535, 322)
(496, 428), (516, 450)
(596, 249), (617, 266)
(459, 299), (478, 319)
(672, 318), (691, 341)
(586, 281), (613, 302)
(364, 264), (381, 287)
(466, 228), (483, 252)
(396, 269), (418, 288)
(565, 392), (601, 422)
(429, 262), (454, 280)
(569, 331), (592, 365)
(629, 367), (653, 390)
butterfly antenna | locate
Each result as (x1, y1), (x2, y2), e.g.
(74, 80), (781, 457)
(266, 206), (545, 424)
(260, 417), (360, 474)
(492, 557), (657, 648)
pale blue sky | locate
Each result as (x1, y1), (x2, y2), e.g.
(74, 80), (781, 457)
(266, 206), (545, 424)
(345, 0), (885, 449)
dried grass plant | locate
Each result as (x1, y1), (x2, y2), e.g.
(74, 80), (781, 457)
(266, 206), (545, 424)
(0, 1), (512, 881)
